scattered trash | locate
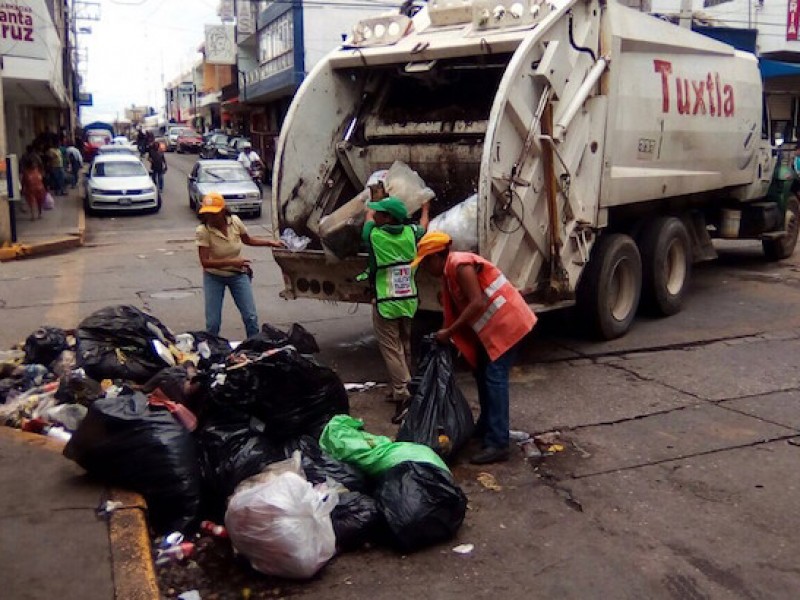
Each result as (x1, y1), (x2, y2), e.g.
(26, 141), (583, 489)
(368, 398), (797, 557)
(344, 381), (383, 392)
(159, 532), (186, 549)
(331, 491), (384, 552)
(96, 500), (124, 517)
(397, 336), (474, 458)
(509, 429), (531, 443)
(155, 542), (195, 566)
(452, 543), (474, 555)
(534, 431), (562, 447)
(477, 472), (503, 492)
(200, 520), (228, 538)
(518, 439), (543, 460)
(177, 590), (201, 600)
(545, 444), (565, 454)
(23, 326), (68, 368)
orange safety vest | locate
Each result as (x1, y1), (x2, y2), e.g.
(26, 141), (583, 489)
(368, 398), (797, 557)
(442, 252), (537, 368)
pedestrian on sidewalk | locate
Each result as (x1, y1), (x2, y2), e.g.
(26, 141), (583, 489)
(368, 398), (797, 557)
(196, 193), (284, 339)
(65, 141), (83, 188)
(359, 196), (429, 423)
(411, 232), (537, 465)
(45, 142), (66, 196)
(148, 140), (167, 193)
(20, 146), (46, 220)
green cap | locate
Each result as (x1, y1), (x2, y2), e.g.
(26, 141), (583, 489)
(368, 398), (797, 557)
(367, 196), (408, 222)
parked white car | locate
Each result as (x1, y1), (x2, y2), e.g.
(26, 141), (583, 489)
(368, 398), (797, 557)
(84, 154), (160, 214)
(166, 126), (187, 152)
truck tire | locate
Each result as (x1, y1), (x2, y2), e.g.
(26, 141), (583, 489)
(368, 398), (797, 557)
(763, 197), (800, 261)
(577, 233), (642, 340)
(639, 217), (691, 316)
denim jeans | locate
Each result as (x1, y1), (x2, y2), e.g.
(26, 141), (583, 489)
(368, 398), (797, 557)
(203, 271), (259, 339)
(151, 170), (164, 192)
(473, 343), (520, 449)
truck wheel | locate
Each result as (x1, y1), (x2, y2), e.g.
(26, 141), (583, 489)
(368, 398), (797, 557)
(639, 217), (691, 316)
(577, 233), (642, 340)
(763, 197), (800, 261)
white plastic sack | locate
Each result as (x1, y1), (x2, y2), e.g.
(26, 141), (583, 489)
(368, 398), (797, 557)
(281, 228), (312, 252)
(429, 194), (478, 252)
(225, 471), (338, 579)
(384, 161), (436, 214)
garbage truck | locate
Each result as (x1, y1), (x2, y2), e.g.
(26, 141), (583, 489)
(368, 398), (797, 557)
(270, 0), (798, 339)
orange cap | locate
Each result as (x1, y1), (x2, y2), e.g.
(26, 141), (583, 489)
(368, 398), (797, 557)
(199, 192), (225, 214)
(411, 231), (452, 268)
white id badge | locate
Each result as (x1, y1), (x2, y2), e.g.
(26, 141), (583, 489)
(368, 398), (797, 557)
(389, 265), (413, 297)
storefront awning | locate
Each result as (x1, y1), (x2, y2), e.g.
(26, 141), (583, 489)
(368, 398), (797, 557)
(760, 59), (800, 80)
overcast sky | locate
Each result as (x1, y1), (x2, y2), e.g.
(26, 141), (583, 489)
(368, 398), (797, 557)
(80, 0), (219, 124)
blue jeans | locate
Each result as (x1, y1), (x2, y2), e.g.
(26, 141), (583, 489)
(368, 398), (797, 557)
(151, 170), (164, 192)
(203, 271), (259, 339)
(474, 343), (519, 449)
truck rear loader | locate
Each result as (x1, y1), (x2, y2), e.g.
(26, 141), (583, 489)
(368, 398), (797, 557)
(270, 0), (798, 339)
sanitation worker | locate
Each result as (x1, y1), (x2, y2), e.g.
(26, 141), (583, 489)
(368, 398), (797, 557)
(360, 196), (429, 423)
(411, 231), (537, 464)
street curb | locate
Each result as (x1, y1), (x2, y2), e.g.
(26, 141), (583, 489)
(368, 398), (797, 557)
(0, 428), (159, 600)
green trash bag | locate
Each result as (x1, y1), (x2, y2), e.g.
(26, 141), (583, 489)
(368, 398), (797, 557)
(319, 415), (448, 476)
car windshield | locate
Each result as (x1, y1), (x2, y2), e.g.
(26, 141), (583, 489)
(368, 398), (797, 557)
(180, 130), (200, 138)
(88, 134), (108, 145)
(212, 134), (229, 144)
(198, 165), (251, 183)
(93, 161), (147, 177)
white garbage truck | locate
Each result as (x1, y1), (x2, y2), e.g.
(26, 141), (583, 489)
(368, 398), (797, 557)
(270, 0), (798, 339)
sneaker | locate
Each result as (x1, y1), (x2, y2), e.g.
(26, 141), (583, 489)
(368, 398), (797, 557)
(470, 446), (510, 465)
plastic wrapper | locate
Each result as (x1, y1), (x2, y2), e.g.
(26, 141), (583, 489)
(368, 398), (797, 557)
(210, 347), (348, 442)
(428, 194), (478, 252)
(50, 350), (77, 378)
(331, 491), (385, 551)
(281, 228), (312, 252)
(238, 323), (319, 355)
(54, 368), (103, 406)
(41, 403), (88, 431)
(75, 305), (175, 383)
(225, 471), (338, 579)
(24, 326), (69, 368)
(64, 392), (201, 534)
(396, 337), (474, 458)
(186, 331), (233, 366)
(283, 435), (370, 493)
(0, 383), (59, 427)
(383, 160), (436, 215)
(374, 461), (467, 552)
(319, 415), (448, 477)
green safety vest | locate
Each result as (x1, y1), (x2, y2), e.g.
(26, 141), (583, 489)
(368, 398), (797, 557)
(368, 225), (419, 319)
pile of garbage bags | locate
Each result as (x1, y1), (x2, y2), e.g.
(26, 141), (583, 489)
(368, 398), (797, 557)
(0, 304), (470, 581)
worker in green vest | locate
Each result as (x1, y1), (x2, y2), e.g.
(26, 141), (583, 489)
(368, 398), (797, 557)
(361, 196), (429, 423)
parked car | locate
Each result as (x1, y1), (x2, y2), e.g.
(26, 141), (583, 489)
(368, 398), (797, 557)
(85, 154), (160, 214)
(200, 133), (232, 159)
(97, 144), (139, 159)
(166, 126), (187, 152)
(188, 160), (262, 218)
(176, 129), (203, 154)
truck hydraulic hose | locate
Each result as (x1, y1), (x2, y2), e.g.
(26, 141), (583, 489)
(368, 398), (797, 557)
(568, 11), (596, 62)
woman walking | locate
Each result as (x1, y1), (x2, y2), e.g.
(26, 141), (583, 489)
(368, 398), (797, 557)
(196, 192), (283, 339)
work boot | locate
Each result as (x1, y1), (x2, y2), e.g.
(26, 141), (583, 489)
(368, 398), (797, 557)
(470, 446), (510, 465)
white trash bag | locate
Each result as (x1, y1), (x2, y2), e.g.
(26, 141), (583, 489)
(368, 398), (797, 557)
(225, 470), (339, 579)
(429, 194), (478, 252)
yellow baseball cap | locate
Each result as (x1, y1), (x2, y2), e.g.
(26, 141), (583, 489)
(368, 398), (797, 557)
(199, 192), (226, 214)
(411, 231), (452, 268)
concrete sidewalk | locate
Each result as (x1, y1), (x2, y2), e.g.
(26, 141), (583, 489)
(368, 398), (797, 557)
(0, 428), (157, 600)
(1, 185), (84, 261)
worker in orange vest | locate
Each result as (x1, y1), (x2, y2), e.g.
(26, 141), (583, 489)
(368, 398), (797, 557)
(412, 232), (537, 464)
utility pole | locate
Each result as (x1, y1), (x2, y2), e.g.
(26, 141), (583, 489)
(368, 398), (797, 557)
(678, 0), (692, 28)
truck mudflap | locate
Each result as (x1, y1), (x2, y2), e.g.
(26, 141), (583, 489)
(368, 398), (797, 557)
(272, 250), (372, 303)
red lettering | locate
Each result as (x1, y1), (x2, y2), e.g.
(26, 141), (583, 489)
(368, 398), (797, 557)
(692, 80), (707, 115)
(676, 79), (691, 115)
(654, 59), (672, 113)
(715, 73), (722, 117)
(706, 73), (716, 116)
(723, 85), (735, 116)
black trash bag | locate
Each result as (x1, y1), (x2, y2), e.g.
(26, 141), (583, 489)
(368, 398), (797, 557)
(283, 435), (370, 493)
(142, 366), (192, 405)
(64, 392), (201, 534)
(237, 323), (319, 354)
(54, 369), (103, 406)
(210, 347), (349, 442)
(331, 492), (385, 552)
(24, 326), (68, 367)
(397, 338), (474, 458)
(195, 409), (285, 518)
(187, 331), (233, 366)
(75, 305), (175, 383)
(374, 461), (467, 552)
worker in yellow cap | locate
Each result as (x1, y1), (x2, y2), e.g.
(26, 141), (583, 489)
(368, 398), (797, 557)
(196, 192), (283, 339)
(412, 231), (537, 464)
(360, 195), (429, 423)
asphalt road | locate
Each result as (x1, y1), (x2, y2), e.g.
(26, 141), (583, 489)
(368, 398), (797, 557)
(3, 154), (800, 598)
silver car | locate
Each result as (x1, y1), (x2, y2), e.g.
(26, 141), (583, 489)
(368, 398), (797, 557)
(85, 154), (160, 214)
(188, 160), (262, 218)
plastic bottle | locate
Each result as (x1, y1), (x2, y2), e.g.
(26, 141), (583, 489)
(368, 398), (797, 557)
(155, 542), (195, 566)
